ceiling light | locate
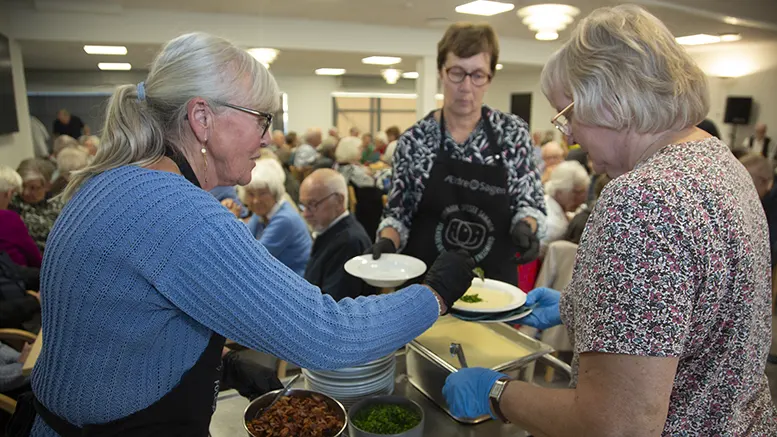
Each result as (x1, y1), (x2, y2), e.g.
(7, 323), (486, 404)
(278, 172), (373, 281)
(720, 33), (742, 42)
(675, 34), (721, 45)
(401, 71), (419, 79)
(315, 68), (346, 76)
(362, 56), (402, 66)
(723, 16), (740, 25)
(382, 68), (402, 84)
(495, 64), (503, 70)
(517, 4), (580, 41)
(455, 0), (515, 16)
(247, 48), (280, 68)
(98, 62), (131, 71)
(84, 45), (127, 55)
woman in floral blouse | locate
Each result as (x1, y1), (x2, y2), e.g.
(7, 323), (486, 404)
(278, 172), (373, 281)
(370, 22), (545, 284)
(11, 158), (64, 254)
(444, 5), (777, 436)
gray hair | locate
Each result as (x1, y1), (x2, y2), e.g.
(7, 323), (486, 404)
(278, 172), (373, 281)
(335, 136), (363, 163)
(17, 158), (56, 184)
(56, 146), (92, 176)
(545, 161), (590, 197)
(540, 5), (709, 134)
(242, 158), (286, 202)
(53, 135), (80, 156)
(304, 128), (322, 144)
(374, 131), (388, 145)
(63, 32), (281, 200)
(322, 170), (348, 210)
(0, 166), (22, 192)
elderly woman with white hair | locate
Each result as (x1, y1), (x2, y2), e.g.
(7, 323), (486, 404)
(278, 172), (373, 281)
(335, 136), (376, 188)
(50, 146), (92, 197)
(0, 166), (42, 269)
(444, 5), (777, 436)
(10, 158), (63, 254)
(240, 158), (311, 276)
(12, 32), (474, 436)
(541, 160), (589, 251)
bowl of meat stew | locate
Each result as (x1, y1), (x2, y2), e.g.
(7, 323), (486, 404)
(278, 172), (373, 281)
(243, 388), (348, 437)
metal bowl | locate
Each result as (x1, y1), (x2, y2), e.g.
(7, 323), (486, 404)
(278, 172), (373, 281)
(243, 388), (348, 437)
(348, 395), (424, 437)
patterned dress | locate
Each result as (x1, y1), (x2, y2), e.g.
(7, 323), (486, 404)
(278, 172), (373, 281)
(10, 196), (64, 254)
(561, 138), (777, 435)
(379, 105), (545, 248)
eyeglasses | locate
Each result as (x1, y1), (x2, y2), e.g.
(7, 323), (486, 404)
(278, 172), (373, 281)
(551, 101), (574, 136)
(219, 102), (274, 138)
(444, 67), (492, 87)
(299, 192), (338, 213)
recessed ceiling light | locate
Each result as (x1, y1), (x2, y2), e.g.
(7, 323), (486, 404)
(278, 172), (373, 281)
(84, 45), (127, 55)
(720, 33), (742, 42)
(455, 0), (515, 16)
(382, 68), (402, 84)
(315, 68), (346, 76)
(247, 48), (279, 68)
(98, 62), (132, 71)
(535, 31), (559, 41)
(402, 71), (419, 79)
(495, 64), (503, 70)
(362, 56), (402, 66)
(675, 34), (721, 45)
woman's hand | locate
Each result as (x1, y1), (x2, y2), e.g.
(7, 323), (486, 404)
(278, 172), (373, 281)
(220, 199), (242, 218)
(518, 287), (562, 330)
(443, 368), (507, 418)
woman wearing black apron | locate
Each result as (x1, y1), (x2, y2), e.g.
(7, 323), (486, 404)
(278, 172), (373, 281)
(371, 23), (546, 284)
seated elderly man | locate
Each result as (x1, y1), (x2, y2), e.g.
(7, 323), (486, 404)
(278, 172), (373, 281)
(300, 169), (377, 300)
(542, 161), (590, 253)
(239, 158), (311, 277)
(293, 128), (322, 169)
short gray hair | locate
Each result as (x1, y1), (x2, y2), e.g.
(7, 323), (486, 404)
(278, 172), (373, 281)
(63, 32), (281, 200)
(545, 161), (590, 197)
(541, 5), (709, 134)
(53, 135), (79, 156)
(56, 146), (92, 176)
(0, 166), (22, 192)
(374, 131), (388, 145)
(335, 136), (362, 163)
(304, 128), (322, 144)
(242, 158), (286, 202)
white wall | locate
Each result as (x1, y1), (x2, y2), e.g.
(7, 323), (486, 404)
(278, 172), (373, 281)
(273, 75), (337, 135)
(0, 24), (33, 168)
(706, 68), (777, 147)
(484, 71), (557, 138)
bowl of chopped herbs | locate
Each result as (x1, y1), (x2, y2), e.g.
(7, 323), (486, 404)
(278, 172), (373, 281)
(348, 395), (424, 437)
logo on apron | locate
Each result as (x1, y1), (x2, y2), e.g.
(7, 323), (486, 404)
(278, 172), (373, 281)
(435, 204), (495, 262)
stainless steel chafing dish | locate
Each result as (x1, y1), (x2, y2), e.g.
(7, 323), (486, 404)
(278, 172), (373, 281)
(406, 316), (554, 424)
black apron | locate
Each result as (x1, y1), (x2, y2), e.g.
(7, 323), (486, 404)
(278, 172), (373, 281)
(7, 151), (226, 437)
(404, 107), (517, 284)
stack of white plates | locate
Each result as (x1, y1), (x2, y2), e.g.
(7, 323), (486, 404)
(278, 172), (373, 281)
(303, 353), (396, 409)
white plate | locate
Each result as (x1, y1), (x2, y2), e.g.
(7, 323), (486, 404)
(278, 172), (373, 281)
(452, 278), (526, 314)
(344, 254), (427, 288)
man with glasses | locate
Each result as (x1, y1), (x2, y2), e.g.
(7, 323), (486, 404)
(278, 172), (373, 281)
(370, 22), (546, 285)
(301, 169), (377, 300)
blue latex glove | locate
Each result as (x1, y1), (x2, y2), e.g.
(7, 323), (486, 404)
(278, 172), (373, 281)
(517, 287), (562, 330)
(443, 368), (507, 419)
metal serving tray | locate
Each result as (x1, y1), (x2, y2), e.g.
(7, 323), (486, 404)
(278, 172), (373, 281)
(406, 316), (553, 424)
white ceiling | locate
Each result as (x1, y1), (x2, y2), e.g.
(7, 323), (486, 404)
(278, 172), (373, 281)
(7, 0), (777, 74)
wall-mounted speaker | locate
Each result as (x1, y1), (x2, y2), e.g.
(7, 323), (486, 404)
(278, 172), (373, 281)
(724, 96), (753, 125)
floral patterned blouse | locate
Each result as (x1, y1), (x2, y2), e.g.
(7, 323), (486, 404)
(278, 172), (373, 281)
(561, 138), (776, 435)
(379, 105), (546, 248)
(10, 196), (64, 254)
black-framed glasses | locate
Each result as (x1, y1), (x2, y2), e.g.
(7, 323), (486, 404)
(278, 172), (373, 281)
(219, 102), (273, 138)
(299, 192), (338, 213)
(444, 67), (492, 86)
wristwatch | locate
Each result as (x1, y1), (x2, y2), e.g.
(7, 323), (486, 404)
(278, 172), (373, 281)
(488, 377), (512, 423)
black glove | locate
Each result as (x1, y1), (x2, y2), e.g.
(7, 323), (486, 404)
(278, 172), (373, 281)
(221, 350), (283, 401)
(511, 221), (540, 264)
(424, 250), (476, 313)
(367, 237), (397, 260)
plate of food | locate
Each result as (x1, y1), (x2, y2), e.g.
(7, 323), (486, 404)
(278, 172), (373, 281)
(451, 278), (526, 314)
(344, 254), (427, 288)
